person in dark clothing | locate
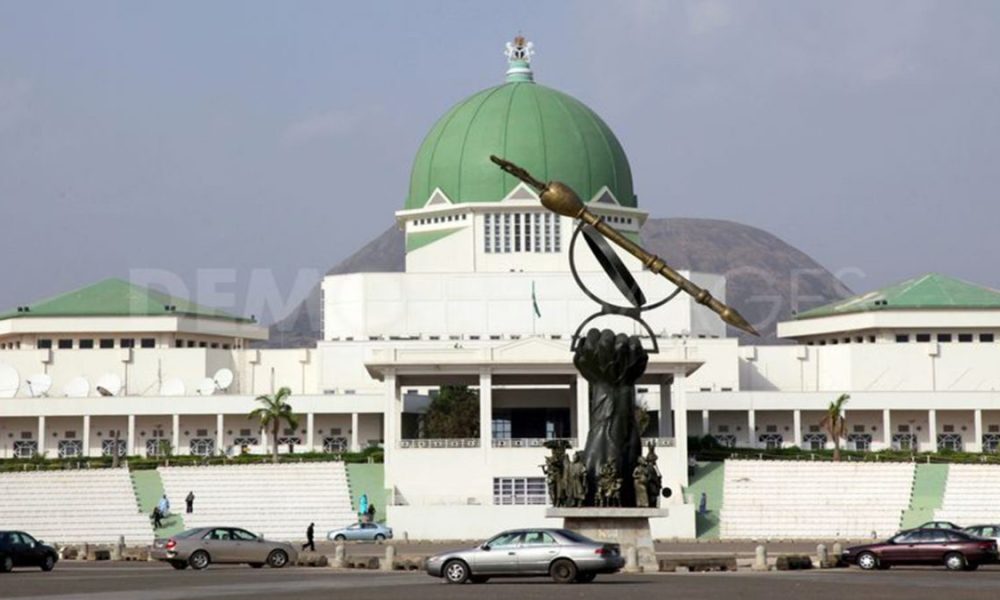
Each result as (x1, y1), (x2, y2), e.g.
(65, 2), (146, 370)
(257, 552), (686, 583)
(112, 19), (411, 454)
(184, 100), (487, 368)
(302, 523), (315, 552)
(366, 503), (376, 523)
(185, 491), (195, 514)
(152, 507), (163, 529)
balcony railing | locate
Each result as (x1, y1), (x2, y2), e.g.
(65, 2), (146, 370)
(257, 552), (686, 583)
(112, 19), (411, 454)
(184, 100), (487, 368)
(491, 438), (578, 448)
(641, 437), (676, 447)
(399, 438), (480, 449)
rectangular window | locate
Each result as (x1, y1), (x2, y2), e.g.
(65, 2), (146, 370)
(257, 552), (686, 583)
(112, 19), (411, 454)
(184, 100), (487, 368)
(895, 334), (909, 343)
(937, 333), (952, 343)
(503, 213), (511, 252)
(78, 339), (94, 349)
(99, 339), (114, 349)
(140, 338), (155, 348)
(199, 342), (207, 348)
(898, 425), (910, 433)
(958, 333), (973, 343)
(552, 215), (561, 252)
(916, 333), (931, 342)
(196, 429), (208, 437)
(513, 213), (521, 251)
(533, 213), (542, 251)
(717, 425), (730, 433)
(853, 425), (866, 433)
(493, 477), (547, 505)
(809, 425), (820, 433)
(543, 214), (552, 252)
(990, 425), (1000, 433)
(175, 339), (184, 348)
(187, 340), (196, 348)
(868, 336), (876, 343)
(981, 333), (995, 343)
(64, 431), (76, 439)
(943, 425), (955, 433)
(58, 339), (73, 349)
(120, 338), (135, 348)
(766, 425), (777, 433)
(483, 214), (492, 253)
(240, 428), (252, 436)
(20, 431), (32, 440)
(37, 339), (52, 349)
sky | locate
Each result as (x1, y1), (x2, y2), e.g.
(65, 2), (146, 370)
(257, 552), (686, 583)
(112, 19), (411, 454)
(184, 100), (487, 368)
(1, 0), (999, 323)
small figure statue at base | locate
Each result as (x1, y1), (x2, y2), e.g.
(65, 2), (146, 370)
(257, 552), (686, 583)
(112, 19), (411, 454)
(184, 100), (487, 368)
(633, 456), (650, 508)
(596, 461), (622, 507)
(645, 442), (662, 508)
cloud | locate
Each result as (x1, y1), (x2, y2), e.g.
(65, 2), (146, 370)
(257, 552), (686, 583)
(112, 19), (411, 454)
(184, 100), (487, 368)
(281, 107), (378, 146)
(0, 78), (32, 133)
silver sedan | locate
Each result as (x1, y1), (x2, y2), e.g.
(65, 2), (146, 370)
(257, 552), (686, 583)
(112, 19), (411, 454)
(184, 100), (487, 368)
(425, 528), (624, 584)
(150, 527), (298, 570)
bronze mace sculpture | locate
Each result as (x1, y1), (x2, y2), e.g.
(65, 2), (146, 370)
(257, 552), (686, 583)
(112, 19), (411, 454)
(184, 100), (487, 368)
(490, 155), (759, 336)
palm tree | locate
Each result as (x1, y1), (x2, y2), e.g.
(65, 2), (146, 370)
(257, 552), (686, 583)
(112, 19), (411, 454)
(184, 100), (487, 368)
(249, 387), (298, 464)
(820, 393), (850, 462)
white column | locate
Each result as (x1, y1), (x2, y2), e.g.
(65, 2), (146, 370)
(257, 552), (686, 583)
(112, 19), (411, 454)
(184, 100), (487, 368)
(974, 409), (984, 453)
(793, 409), (802, 449)
(479, 370), (492, 450)
(306, 413), (315, 452)
(172, 414), (180, 456)
(216, 414), (224, 456)
(37, 416), (45, 456)
(701, 410), (710, 438)
(927, 409), (937, 452)
(747, 409), (756, 448)
(672, 372), (689, 487)
(575, 375), (589, 446)
(882, 409), (891, 450)
(128, 414), (136, 456)
(82, 415), (91, 458)
(383, 369), (398, 449)
(351, 413), (360, 452)
(260, 428), (268, 456)
(659, 379), (672, 438)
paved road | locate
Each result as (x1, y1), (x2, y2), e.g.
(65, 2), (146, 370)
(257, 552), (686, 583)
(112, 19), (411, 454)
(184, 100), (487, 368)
(6, 562), (1000, 600)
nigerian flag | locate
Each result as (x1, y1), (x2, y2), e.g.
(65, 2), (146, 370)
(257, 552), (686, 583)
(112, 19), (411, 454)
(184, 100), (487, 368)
(531, 281), (541, 318)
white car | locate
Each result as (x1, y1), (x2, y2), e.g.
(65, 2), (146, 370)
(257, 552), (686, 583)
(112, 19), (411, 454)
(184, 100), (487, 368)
(964, 524), (1000, 544)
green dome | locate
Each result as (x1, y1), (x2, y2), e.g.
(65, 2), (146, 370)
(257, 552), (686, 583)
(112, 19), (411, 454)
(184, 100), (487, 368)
(406, 70), (635, 210)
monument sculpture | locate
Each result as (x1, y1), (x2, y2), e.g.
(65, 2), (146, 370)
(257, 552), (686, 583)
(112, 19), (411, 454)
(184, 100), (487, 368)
(490, 153), (756, 569)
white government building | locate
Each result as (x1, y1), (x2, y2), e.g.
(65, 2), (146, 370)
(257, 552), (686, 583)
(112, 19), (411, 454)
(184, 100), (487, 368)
(3, 39), (1000, 539)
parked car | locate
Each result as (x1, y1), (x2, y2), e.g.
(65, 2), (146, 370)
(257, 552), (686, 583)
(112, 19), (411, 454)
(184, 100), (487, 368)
(150, 526), (298, 570)
(327, 522), (393, 542)
(963, 524), (1000, 544)
(917, 520), (963, 530)
(0, 531), (58, 573)
(843, 528), (998, 571)
(425, 528), (624, 584)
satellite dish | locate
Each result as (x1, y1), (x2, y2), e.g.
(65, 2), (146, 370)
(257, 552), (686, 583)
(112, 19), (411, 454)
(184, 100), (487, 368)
(27, 374), (52, 397)
(0, 364), (19, 398)
(160, 378), (185, 397)
(63, 376), (90, 398)
(213, 368), (234, 391)
(196, 377), (216, 396)
(95, 373), (122, 397)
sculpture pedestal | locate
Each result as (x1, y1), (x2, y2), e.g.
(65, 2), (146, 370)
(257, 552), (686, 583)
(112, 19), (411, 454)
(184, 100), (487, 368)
(546, 507), (668, 572)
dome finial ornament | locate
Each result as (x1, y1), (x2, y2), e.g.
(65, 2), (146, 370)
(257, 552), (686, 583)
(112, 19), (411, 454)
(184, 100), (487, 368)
(504, 35), (535, 83)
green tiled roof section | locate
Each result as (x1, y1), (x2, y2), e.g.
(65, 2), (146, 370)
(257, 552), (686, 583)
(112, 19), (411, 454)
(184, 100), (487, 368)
(407, 82), (634, 210)
(405, 227), (464, 253)
(901, 463), (948, 530)
(0, 278), (252, 323)
(796, 273), (1000, 320)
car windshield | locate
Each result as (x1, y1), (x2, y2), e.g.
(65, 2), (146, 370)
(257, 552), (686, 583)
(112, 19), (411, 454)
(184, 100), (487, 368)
(555, 529), (594, 544)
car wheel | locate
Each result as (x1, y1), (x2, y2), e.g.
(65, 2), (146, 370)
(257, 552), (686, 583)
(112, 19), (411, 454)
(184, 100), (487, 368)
(267, 550), (289, 568)
(443, 559), (469, 584)
(334, 534), (346, 542)
(374, 534), (386, 542)
(40, 555), (55, 572)
(0, 556), (12, 573)
(856, 552), (878, 571)
(549, 559), (578, 584)
(944, 552), (966, 571)
(575, 572), (597, 583)
(249, 563), (264, 569)
(470, 576), (490, 584)
(170, 561), (188, 570)
(189, 550), (211, 570)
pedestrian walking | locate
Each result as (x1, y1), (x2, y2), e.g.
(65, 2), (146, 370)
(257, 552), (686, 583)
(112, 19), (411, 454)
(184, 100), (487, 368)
(152, 507), (163, 529)
(699, 491), (708, 515)
(185, 491), (195, 514)
(302, 523), (315, 552)
(157, 494), (170, 517)
(366, 503), (376, 523)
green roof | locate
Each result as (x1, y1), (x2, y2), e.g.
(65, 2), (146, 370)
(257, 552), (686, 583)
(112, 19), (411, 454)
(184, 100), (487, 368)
(796, 273), (1000, 320)
(0, 278), (253, 323)
(406, 58), (634, 211)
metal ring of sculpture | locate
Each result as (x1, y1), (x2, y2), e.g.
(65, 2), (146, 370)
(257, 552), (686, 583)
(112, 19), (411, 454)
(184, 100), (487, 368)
(568, 219), (683, 354)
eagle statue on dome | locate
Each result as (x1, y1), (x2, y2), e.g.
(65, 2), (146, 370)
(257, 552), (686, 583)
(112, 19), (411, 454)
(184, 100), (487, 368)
(505, 35), (534, 63)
